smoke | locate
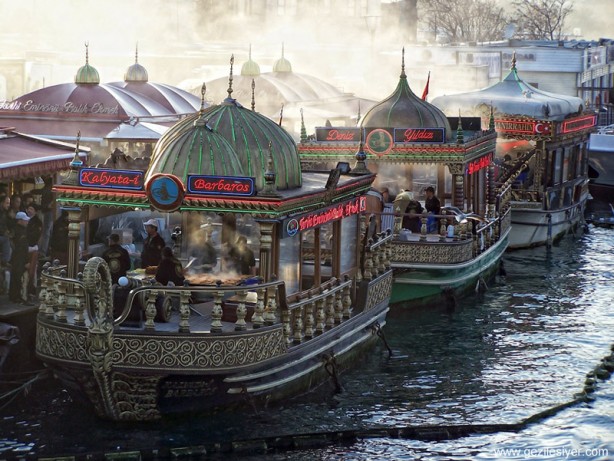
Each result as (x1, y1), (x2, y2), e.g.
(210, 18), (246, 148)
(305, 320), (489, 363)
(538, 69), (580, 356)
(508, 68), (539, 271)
(0, 0), (611, 107)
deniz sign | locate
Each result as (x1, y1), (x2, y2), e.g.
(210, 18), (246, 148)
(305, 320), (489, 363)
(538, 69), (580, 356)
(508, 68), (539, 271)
(282, 196), (366, 238)
(79, 168), (144, 190)
(315, 127), (362, 142)
(187, 175), (256, 196)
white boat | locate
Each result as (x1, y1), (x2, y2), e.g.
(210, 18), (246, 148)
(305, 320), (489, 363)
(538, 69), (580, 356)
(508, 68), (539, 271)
(432, 54), (595, 249)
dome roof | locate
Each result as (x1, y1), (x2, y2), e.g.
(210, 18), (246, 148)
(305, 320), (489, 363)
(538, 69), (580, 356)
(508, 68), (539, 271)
(200, 59), (302, 190)
(110, 81), (201, 114)
(431, 55), (584, 121)
(240, 45), (260, 77)
(146, 106), (244, 184)
(125, 47), (148, 83)
(273, 44), (292, 73)
(75, 44), (100, 85)
(361, 50), (452, 140)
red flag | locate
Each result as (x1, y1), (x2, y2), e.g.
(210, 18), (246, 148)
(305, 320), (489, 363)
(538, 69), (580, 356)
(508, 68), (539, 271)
(421, 71), (430, 101)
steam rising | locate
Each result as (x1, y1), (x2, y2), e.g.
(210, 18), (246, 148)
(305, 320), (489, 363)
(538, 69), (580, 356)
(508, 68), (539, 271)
(0, 0), (610, 105)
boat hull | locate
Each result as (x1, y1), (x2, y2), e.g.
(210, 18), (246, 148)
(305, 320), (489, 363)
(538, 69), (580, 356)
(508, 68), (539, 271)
(36, 271), (393, 420)
(507, 200), (586, 249)
(390, 227), (509, 307)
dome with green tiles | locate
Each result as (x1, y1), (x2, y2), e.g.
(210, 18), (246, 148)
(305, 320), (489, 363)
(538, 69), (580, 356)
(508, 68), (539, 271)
(361, 49), (452, 141)
(201, 58), (302, 190)
(146, 110), (244, 184)
(75, 44), (100, 85)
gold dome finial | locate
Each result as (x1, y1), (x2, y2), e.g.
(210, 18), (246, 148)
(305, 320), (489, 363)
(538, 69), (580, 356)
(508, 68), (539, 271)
(251, 79), (256, 111)
(227, 54), (234, 99)
(85, 41), (89, 65)
(200, 83), (207, 112)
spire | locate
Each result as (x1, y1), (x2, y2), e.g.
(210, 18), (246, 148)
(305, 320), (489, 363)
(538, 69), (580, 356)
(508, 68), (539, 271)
(200, 83), (207, 113)
(227, 54), (234, 100)
(251, 79), (256, 111)
(261, 141), (279, 197)
(511, 51), (517, 70)
(352, 128), (370, 174)
(489, 104), (495, 131)
(71, 131), (83, 167)
(356, 101), (361, 126)
(278, 104), (284, 127)
(134, 42), (139, 64)
(400, 46), (406, 79)
(300, 108), (307, 143)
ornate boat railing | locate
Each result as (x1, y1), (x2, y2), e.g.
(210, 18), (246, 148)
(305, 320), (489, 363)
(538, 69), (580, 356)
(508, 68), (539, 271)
(369, 189), (512, 266)
(37, 231), (394, 348)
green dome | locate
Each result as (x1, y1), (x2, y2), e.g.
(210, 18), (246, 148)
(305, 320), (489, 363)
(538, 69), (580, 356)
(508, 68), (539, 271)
(361, 51), (451, 140)
(75, 43), (100, 85)
(273, 44), (292, 73)
(240, 45), (260, 77)
(125, 46), (148, 82)
(146, 112), (244, 184)
(202, 96), (302, 190)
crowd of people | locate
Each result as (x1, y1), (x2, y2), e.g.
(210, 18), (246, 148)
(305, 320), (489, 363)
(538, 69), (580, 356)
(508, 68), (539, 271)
(0, 181), (60, 305)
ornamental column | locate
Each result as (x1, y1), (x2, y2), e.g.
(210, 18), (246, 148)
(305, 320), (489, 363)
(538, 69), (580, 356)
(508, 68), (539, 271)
(258, 221), (275, 282)
(448, 163), (465, 210)
(66, 207), (83, 279)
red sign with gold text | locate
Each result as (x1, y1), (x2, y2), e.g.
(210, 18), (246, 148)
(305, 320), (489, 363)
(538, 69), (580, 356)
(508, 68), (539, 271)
(495, 119), (552, 136)
(467, 153), (493, 175)
(187, 175), (255, 196)
(393, 128), (445, 143)
(282, 196), (366, 238)
(315, 127), (362, 142)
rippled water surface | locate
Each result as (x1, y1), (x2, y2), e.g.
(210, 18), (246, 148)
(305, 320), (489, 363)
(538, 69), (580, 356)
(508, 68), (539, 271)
(1, 226), (613, 460)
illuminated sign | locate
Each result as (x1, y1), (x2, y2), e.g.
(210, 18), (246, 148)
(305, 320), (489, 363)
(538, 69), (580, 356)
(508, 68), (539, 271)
(495, 119), (551, 136)
(315, 127), (362, 142)
(187, 175), (255, 196)
(365, 128), (394, 156)
(79, 168), (144, 190)
(562, 115), (596, 133)
(467, 153), (493, 175)
(0, 99), (120, 114)
(282, 196), (367, 238)
(394, 128), (445, 143)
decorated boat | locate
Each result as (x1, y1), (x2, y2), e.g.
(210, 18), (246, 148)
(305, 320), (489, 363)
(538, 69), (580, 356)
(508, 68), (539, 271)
(35, 68), (393, 421)
(432, 54), (595, 249)
(298, 49), (511, 306)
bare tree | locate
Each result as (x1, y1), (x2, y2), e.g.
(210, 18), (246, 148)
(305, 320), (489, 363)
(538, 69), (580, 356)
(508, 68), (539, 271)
(420, 0), (509, 44)
(512, 0), (574, 40)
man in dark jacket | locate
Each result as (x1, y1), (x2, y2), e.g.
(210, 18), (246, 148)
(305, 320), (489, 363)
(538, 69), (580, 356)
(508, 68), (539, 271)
(102, 233), (132, 285)
(25, 204), (43, 298)
(155, 246), (185, 286)
(141, 219), (165, 268)
(9, 212), (31, 305)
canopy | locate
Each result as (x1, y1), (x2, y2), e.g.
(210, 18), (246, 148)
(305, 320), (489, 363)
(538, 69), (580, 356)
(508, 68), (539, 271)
(0, 128), (88, 181)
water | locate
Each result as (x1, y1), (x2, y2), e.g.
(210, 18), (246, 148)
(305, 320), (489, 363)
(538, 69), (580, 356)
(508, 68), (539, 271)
(1, 226), (613, 460)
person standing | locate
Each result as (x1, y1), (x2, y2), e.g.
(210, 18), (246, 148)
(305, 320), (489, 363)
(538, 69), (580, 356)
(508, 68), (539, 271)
(155, 246), (185, 286)
(228, 236), (256, 275)
(9, 212), (31, 305)
(49, 210), (69, 265)
(102, 233), (132, 285)
(25, 204), (43, 299)
(424, 186), (441, 233)
(0, 195), (12, 270)
(141, 219), (165, 268)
